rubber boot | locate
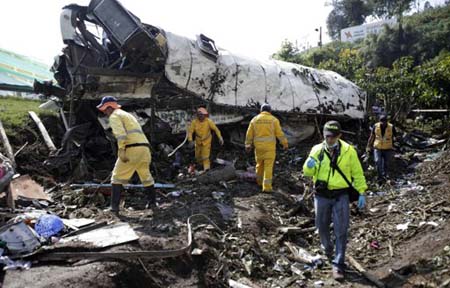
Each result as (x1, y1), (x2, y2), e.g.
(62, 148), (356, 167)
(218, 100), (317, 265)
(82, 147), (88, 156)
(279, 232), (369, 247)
(144, 185), (156, 209)
(105, 184), (122, 215)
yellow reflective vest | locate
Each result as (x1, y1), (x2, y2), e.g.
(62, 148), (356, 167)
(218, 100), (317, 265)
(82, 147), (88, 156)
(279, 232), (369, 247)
(373, 122), (393, 150)
(109, 109), (149, 149)
(245, 112), (288, 151)
(303, 140), (367, 194)
(188, 118), (222, 146)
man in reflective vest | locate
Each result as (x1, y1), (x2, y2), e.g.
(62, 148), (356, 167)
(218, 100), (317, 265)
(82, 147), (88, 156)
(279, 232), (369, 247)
(97, 96), (156, 214)
(245, 104), (288, 192)
(188, 107), (224, 172)
(366, 113), (396, 183)
(303, 120), (367, 280)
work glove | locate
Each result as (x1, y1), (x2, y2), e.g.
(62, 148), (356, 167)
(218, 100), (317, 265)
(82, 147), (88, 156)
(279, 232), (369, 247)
(118, 148), (129, 163)
(219, 138), (224, 146)
(306, 157), (317, 169)
(357, 195), (366, 209)
(245, 144), (252, 153)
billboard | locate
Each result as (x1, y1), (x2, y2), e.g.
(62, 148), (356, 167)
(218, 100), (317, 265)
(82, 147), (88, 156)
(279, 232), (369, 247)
(340, 18), (397, 43)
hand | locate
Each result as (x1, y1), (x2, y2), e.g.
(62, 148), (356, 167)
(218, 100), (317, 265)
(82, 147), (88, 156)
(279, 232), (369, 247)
(306, 157), (317, 169)
(357, 195), (366, 209)
(118, 149), (129, 163)
(219, 138), (224, 146)
(283, 144), (289, 151)
(245, 145), (252, 153)
(366, 146), (372, 153)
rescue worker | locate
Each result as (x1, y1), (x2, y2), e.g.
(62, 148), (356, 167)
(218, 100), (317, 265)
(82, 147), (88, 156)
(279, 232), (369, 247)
(97, 96), (156, 214)
(366, 113), (396, 183)
(303, 120), (367, 280)
(188, 107), (224, 172)
(245, 104), (288, 193)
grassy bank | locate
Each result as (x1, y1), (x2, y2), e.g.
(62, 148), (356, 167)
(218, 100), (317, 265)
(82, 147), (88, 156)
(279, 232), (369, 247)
(0, 96), (56, 135)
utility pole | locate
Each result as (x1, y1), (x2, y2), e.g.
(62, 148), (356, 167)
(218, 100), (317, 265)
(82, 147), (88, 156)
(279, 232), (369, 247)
(315, 26), (323, 48)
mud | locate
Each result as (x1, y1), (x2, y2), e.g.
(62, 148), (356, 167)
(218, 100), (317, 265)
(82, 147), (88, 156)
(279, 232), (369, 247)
(1, 117), (450, 287)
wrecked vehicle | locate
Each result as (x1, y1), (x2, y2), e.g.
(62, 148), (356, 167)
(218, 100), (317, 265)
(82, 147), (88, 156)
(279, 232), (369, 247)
(33, 0), (367, 174)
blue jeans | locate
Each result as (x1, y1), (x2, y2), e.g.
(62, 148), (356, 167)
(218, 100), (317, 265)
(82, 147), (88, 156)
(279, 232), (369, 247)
(374, 149), (392, 180)
(314, 194), (350, 271)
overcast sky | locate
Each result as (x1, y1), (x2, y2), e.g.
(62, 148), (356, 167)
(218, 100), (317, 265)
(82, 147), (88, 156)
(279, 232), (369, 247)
(0, 0), (446, 65)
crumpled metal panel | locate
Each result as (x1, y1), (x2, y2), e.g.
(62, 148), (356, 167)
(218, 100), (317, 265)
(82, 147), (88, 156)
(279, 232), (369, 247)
(164, 32), (366, 119)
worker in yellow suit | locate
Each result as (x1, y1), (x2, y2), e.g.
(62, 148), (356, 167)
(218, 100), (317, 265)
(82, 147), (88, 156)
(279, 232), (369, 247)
(245, 104), (288, 192)
(97, 96), (155, 214)
(188, 107), (224, 171)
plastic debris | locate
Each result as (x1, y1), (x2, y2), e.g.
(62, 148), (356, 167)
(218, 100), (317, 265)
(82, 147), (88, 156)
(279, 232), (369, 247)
(370, 240), (381, 249)
(0, 256), (31, 270)
(419, 221), (439, 227)
(212, 191), (225, 200)
(0, 221), (41, 254)
(191, 248), (203, 255)
(35, 214), (64, 238)
(396, 222), (410, 231)
(313, 280), (324, 287)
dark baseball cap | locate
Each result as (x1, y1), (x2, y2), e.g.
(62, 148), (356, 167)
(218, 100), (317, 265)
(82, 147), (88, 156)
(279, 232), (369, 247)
(323, 120), (341, 137)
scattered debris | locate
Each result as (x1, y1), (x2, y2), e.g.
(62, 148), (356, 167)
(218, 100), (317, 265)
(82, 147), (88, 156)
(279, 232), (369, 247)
(0, 256), (31, 270)
(7, 175), (52, 209)
(58, 222), (138, 248)
(0, 221), (41, 255)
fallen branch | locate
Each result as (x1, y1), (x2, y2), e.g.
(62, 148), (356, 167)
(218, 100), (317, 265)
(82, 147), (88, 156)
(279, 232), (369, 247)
(0, 119), (15, 166)
(168, 130), (188, 158)
(347, 255), (386, 288)
(28, 111), (57, 152)
(13, 142), (28, 157)
(278, 226), (316, 235)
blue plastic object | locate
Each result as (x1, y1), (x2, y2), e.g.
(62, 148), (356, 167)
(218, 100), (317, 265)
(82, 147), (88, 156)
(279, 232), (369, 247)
(35, 215), (64, 238)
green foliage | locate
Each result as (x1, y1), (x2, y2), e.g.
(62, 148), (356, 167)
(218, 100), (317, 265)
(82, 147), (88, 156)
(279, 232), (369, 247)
(414, 52), (450, 108)
(274, 4), (450, 113)
(272, 40), (299, 63)
(362, 4), (450, 67)
(327, 0), (373, 40)
(370, 0), (414, 18)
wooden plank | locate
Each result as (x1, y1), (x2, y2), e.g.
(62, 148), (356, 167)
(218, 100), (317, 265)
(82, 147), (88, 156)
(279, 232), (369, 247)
(348, 255), (386, 288)
(28, 111), (56, 152)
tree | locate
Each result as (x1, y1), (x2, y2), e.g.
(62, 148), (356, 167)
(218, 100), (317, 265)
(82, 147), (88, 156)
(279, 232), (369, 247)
(326, 0), (373, 40)
(369, 0), (415, 18)
(272, 40), (299, 63)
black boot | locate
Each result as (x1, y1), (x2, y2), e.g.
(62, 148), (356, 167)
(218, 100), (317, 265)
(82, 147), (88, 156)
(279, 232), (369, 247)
(105, 184), (122, 214)
(145, 185), (156, 209)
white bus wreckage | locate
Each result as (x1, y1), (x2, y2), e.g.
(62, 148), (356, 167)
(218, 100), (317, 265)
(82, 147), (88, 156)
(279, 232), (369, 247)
(34, 0), (366, 172)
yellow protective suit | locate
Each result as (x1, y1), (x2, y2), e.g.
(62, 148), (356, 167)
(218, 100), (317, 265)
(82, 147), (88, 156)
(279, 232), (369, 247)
(245, 112), (288, 192)
(188, 118), (223, 171)
(109, 109), (154, 187)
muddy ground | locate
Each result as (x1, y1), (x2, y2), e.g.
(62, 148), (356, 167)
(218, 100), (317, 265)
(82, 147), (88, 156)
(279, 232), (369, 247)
(1, 119), (450, 288)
